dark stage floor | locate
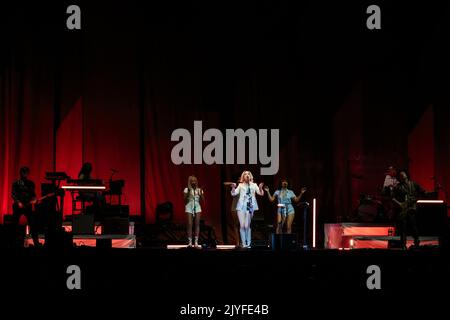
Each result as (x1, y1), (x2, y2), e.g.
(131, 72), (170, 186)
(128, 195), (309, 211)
(1, 246), (448, 317)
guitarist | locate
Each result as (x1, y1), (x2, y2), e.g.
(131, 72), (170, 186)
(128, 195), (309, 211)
(11, 167), (39, 247)
(392, 170), (425, 249)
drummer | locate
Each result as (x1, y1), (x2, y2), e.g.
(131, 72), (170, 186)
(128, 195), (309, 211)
(265, 178), (306, 234)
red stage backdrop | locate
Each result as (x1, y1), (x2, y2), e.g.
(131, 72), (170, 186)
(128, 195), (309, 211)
(1, 29), (55, 222)
(2, 1), (450, 239)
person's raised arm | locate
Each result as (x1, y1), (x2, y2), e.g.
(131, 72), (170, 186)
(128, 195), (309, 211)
(264, 186), (276, 202)
(293, 187), (307, 202)
(231, 183), (239, 196)
(256, 182), (264, 196)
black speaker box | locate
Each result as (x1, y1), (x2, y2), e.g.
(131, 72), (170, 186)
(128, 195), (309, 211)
(270, 233), (298, 250)
(416, 202), (447, 236)
(72, 214), (95, 235)
(416, 202), (449, 248)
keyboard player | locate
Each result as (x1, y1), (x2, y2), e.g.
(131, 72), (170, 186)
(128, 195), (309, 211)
(69, 162), (105, 214)
(78, 162), (93, 181)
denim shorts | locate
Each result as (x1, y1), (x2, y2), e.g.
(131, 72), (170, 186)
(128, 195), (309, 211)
(277, 205), (295, 216)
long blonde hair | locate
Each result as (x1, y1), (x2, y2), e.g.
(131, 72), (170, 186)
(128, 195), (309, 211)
(239, 171), (254, 183)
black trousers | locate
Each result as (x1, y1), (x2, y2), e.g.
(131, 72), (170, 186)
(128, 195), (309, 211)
(397, 208), (420, 247)
(12, 205), (39, 247)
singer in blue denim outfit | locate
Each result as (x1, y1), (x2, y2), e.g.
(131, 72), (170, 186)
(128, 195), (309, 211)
(265, 179), (306, 234)
(231, 171), (264, 248)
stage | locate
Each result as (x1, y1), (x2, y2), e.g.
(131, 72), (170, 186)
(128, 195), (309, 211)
(1, 246), (448, 316)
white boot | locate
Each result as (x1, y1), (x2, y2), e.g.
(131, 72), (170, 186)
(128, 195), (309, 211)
(246, 228), (252, 248)
(194, 237), (200, 248)
(240, 228), (247, 248)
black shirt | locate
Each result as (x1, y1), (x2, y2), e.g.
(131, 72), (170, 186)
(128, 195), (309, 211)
(393, 180), (424, 210)
(12, 179), (36, 205)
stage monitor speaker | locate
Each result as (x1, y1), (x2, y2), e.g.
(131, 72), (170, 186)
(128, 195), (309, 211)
(72, 214), (95, 235)
(270, 233), (298, 250)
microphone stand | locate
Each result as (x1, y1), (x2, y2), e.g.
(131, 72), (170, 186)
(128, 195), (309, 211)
(280, 190), (287, 233)
(302, 202), (309, 249)
(192, 187), (196, 219)
(245, 185), (253, 248)
(191, 187), (198, 248)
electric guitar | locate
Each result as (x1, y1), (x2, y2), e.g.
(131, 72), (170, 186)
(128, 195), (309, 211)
(30, 193), (56, 210)
(392, 195), (415, 214)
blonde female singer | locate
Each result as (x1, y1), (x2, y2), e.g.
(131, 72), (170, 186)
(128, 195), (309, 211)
(184, 175), (204, 247)
(230, 171), (264, 248)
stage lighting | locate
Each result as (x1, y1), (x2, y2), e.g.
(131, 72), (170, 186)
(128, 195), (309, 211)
(313, 198), (317, 248)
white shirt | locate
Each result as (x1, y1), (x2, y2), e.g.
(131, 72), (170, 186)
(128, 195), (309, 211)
(383, 175), (399, 189)
(231, 182), (263, 213)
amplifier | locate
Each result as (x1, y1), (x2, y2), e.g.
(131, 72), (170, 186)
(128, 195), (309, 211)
(416, 201), (447, 236)
(72, 214), (95, 235)
(416, 201), (449, 248)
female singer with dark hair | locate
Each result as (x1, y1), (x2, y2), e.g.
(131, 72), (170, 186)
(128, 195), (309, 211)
(265, 178), (306, 234)
(184, 175), (204, 248)
(231, 171), (264, 248)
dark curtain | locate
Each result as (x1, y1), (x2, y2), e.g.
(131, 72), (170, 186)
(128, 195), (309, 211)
(0, 6), (55, 221)
(81, 3), (141, 215)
